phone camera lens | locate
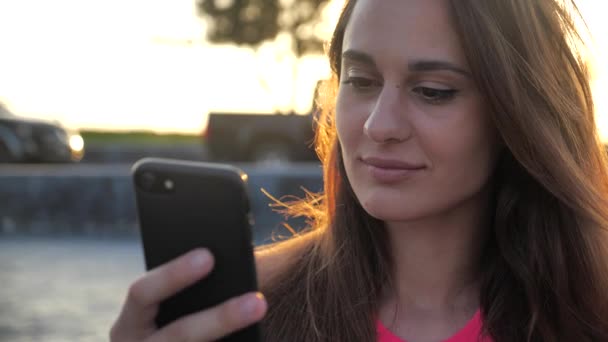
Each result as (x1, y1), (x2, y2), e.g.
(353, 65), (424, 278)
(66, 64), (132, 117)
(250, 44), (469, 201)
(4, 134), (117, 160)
(139, 172), (156, 190)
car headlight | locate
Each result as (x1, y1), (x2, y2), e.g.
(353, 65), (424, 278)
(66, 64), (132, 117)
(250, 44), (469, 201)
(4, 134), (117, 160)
(69, 134), (84, 152)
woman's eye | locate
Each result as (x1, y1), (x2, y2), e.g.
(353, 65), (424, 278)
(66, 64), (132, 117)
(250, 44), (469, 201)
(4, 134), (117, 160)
(413, 87), (458, 103)
(343, 77), (380, 91)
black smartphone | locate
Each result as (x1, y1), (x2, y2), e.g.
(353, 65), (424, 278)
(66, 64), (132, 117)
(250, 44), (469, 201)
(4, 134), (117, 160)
(132, 158), (261, 341)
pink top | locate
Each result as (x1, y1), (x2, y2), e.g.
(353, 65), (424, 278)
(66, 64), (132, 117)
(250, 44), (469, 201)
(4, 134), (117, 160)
(377, 310), (493, 342)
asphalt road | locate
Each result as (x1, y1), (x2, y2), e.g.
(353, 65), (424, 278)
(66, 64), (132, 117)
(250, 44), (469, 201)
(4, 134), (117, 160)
(0, 236), (142, 342)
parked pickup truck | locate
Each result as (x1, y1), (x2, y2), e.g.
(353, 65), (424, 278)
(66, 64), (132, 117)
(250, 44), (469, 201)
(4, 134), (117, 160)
(203, 111), (318, 164)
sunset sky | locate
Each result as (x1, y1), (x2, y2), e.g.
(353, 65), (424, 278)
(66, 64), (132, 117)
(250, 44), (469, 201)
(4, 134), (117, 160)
(0, 0), (605, 136)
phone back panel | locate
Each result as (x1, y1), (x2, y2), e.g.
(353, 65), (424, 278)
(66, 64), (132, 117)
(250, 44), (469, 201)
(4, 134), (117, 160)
(132, 158), (260, 341)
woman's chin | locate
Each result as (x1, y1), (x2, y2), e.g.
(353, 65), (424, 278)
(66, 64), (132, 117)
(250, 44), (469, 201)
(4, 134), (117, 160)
(360, 196), (419, 222)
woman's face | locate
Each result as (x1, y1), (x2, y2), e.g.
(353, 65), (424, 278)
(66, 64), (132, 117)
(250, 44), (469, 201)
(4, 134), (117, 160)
(336, 0), (500, 222)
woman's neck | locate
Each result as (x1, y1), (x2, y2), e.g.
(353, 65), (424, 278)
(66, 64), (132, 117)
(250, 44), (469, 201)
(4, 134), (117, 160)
(382, 192), (491, 317)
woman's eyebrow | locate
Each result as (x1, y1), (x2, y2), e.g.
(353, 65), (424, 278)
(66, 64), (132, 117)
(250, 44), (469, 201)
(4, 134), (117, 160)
(409, 59), (472, 78)
(342, 49), (378, 68)
(342, 49), (471, 78)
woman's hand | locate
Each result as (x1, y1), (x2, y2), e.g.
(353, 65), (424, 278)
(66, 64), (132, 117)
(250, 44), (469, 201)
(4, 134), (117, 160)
(110, 248), (267, 342)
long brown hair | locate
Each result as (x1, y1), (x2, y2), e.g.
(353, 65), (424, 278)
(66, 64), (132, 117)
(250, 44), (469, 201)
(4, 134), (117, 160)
(260, 1), (608, 341)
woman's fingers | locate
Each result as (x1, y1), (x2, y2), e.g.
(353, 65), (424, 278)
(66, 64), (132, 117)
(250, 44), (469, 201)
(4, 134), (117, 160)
(131, 249), (214, 307)
(110, 248), (266, 342)
(146, 292), (267, 342)
(110, 248), (214, 341)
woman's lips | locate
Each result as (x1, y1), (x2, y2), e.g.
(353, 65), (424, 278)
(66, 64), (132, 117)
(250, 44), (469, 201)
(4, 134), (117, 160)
(360, 157), (426, 183)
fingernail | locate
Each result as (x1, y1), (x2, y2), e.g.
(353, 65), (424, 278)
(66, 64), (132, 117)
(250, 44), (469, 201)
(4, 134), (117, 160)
(240, 293), (264, 319)
(190, 249), (210, 269)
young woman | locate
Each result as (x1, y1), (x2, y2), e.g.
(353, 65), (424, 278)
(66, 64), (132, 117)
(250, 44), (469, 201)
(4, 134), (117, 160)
(110, 0), (608, 341)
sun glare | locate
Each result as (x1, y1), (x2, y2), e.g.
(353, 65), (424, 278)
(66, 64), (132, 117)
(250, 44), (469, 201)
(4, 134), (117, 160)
(0, 0), (605, 136)
(575, 0), (608, 141)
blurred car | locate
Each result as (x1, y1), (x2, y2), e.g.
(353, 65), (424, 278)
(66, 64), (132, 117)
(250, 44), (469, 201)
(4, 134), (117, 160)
(204, 111), (317, 164)
(0, 103), (84, 163)
(203, 81), (323, 165)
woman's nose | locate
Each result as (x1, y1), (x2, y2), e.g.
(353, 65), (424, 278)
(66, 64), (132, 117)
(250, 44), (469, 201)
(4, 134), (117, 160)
(364, 86), (412, 143)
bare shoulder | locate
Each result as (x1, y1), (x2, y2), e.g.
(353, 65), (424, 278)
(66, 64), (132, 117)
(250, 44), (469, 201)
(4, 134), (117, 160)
(254, 230), (319, 287)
